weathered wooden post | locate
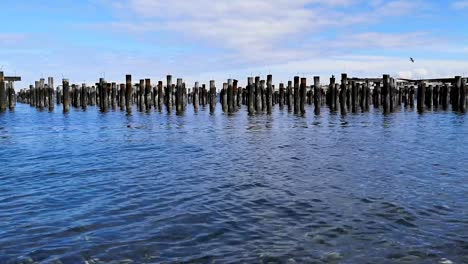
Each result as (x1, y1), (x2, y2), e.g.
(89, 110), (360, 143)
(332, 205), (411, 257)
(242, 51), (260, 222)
(294, 76), (300, 114)
(125, 75), (132, 113)
(287, 81), (293, 112)
(374, 82), (381, 108)
(266, 75), (273, 114)
(299, 77), (306, 115)
(279, 83), (285, 109)
(166, 75), (173, 112)
(102, 82), (109, 111)
(382, 75), (390, 113)
(417, 81), (426, 113)
(175, 78), (182, 113)
(261, 80), (266, 112)
(0, 71), (7, 112)
(427, 85), (433, 109)
(460, 78), (466, 112)
(340, 73), (347, 115)
(247, 77), (255, 115)
(351, 81), (357, 113)
(82, 83), (88, 110)
(452, 76), (461, 111)
(193, 82), (199, 112)
(346, 82), (351, 110)
(158, 81), (164, 112)
(359, 83), (365, 111)
(145, 79), (151, 111)
(34, 81), (39, 108)
(48, 77), (54, 111)
(255, 79), (263, 113)
(433, 85), (439, 108)
(56, 87), (62, 105)
(38, 79), (45, 109)
(62, 79), (70, 113)
(233, 80), (239, 111)
(71, 84), (76, 107)
(109, 82), (116, 110)
(181, 82), (187, 111)
(364, 80), (370, 111)
(119, 84), (125, 111)
(210, 80), (216, 113)
(313, 76), (320, 115)
(222, 82), (228, 112)
(329, 76), (336, 111)
(236, 81), (242, 109)
(8, 82), (15, 111)
(138, 79), (145, 112)
(252, 77), (258, 112)
(409, 85), (415, 108)
(152, 82), (158, 109)
(389, 77), (395, 112)
(227, 79), (234, 113)
(29, 85), (34, 107)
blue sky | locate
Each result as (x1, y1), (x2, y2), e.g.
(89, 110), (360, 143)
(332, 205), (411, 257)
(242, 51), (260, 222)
(1, 0), (468, 88)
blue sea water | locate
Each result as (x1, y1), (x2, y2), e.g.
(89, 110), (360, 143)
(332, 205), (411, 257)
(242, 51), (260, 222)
(0, 104), (467, 263)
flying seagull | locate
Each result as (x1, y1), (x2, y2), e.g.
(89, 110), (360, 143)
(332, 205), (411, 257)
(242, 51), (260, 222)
(410, 57), (415, 63)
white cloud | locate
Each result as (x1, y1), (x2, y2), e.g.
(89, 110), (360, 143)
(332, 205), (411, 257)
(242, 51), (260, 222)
(0, 34), (28, 46)
(452, 1), (468, 9)
(99, 0), (421, 64)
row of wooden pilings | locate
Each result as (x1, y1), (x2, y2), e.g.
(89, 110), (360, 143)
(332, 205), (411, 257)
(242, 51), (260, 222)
(11, 74), (468, 114)
(0, 72), (17, 111)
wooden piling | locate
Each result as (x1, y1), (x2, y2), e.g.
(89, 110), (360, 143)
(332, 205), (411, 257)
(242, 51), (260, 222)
(221, 82), (228, 112)
(433, 85), (439, 108)
(340, 73), (347, 115)
(7, 82), (15, 110)
(329, 76), (336, 111)
(81, 83), (88, 110)
(294, 76), (300, 114)
(166, 75), (173, 112)
(382, 75), (390, 113)
(351, 81), (357, 113)
(279, 83), (285, 109)
(299, 77), (306, 115)
(48, 77), (54, 111)
(266, 75), (273, 114)
(0, 71), (7, 112)
(389, 77), (395, 112)
(227, 79), (234, 113)
(38, 79), (45, 109)
(139, 79), (145, 112)
(417, 82), (426, 113)
(287, 81), (293, 112)
(452, 76), (461, 111)
(62, 79), (70, 113)
(460, 78), (466, 112)
(194, 82), (199, 112)
(236, 80), (242, 109)
(182, 82), (187, 112)
(246, 77), (254, 115)
(313, 76), (320, 115)
(145, 79), (151, 111)
(125, 75), (132, 113)
(158, 81), (164, 112)
(427, 85), (433, 109)
(210, 80), (216, 113)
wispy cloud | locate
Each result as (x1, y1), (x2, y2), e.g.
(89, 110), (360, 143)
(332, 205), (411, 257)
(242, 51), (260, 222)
(452, 1), (468, 9)
(0, 34), (28, 46)
(98, 0), (421, 63)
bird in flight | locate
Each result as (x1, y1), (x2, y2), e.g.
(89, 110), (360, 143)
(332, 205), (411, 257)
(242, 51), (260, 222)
(410, 57), (415, 63)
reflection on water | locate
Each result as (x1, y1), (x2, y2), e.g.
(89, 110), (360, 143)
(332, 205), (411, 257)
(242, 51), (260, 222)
(0, 104), (467, 263)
